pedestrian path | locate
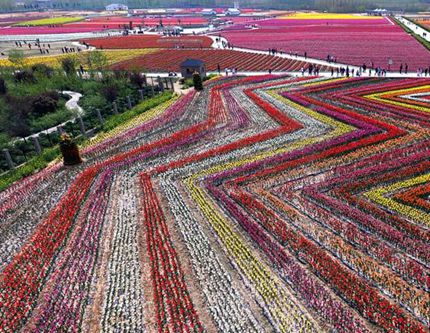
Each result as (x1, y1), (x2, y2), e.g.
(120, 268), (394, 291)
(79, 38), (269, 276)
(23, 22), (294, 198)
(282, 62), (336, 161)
(397, 16), (430, 42)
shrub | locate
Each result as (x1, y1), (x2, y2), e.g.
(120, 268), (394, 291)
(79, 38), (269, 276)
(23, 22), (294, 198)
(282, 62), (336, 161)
(14, 70), (36, 83)
(31, 92), (59, 117)
(0, 77), (7, 94)
(32, 63), (54, 78)
(101, 83), (119, 103)
(3, 95), (31, 138)
(192, 72), (203, 91)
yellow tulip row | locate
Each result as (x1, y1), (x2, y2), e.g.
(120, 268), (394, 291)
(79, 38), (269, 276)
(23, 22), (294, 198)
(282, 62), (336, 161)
(365, 85), (430, 114)
(364, 172), (430, 227)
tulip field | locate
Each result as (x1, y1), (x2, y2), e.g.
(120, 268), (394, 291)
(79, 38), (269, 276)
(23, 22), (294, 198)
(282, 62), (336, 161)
(110, 49), (333, 72)
(83, 35), (214, 49)
(220, 15), (430, 70)
(0, 74), (429, 332)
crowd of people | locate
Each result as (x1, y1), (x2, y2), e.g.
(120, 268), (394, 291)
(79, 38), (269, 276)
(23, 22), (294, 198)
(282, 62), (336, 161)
(14, 40), (52, 54)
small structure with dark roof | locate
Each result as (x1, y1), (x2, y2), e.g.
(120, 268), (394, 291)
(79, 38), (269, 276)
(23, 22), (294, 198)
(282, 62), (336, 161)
(180, 59), (206, 79)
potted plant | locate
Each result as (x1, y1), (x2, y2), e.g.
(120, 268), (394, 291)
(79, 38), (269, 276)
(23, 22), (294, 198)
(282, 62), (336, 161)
(59, 133), (82, 166)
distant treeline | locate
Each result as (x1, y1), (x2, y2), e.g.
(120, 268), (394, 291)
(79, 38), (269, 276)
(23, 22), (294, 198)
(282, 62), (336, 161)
(5, 0), (430, 12)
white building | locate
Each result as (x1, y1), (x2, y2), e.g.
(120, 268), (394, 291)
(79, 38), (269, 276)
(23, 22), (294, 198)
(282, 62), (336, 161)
(201, 9), (217, 16)
(225, 8), (241, 16)
(105, 3), (129, 11)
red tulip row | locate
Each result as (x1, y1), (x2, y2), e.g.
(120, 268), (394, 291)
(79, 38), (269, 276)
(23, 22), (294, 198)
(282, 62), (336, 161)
(140, 174), (204, 333)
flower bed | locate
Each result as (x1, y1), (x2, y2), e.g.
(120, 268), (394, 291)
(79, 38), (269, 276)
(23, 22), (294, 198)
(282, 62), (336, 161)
(0, 76), (429, 332)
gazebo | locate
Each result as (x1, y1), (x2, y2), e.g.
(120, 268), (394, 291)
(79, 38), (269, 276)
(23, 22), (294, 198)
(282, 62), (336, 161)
(180, 59), (206, 79)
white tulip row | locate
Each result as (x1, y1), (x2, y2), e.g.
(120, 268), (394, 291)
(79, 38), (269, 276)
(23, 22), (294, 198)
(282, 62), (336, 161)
(100, 174), (147, 332)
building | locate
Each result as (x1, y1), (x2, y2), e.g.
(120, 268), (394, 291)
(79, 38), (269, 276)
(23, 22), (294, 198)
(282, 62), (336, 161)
(201, 9), (217, 16)
(225, 8), (241, 16)
(105, 3), (129, 11)
(180, 59), (206, 79)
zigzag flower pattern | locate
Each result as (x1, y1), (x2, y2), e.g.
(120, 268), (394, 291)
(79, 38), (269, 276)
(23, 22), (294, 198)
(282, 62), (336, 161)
(0, 76), (429, 333)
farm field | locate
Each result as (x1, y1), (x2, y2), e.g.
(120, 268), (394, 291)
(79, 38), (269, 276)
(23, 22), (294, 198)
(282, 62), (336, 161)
(220, 15), (430, 70)
(110, 49), (332, 72)
(83, 35), (214, 49)
(0, 75), (429, 332)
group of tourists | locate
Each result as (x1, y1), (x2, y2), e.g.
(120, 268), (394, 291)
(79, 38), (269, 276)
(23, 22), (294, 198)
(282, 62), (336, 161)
(13, 40), (51, 55)
(301, 64), (321, 76)
(61, 46), (81, 54)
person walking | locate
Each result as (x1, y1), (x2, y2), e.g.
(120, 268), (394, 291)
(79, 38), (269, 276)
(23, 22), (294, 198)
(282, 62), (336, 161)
(400, 64), (403, 74)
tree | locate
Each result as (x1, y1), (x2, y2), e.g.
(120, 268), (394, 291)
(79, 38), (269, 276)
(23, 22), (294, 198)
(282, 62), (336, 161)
(129, 71), (146, 88)
(192, 72), (203, 91)
(0, 0), (14, 11)
(8, 49), (25, 68)
(61, 56), (77, 76)
(86, 50), (108, 75)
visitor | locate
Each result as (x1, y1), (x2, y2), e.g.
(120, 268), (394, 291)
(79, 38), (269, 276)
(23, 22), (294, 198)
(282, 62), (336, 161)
(405, 63), (408, 74)
(400, 64), (403, 74)
(217, 64), (221, 74)
(346, 66), (350, 77)
(331, 68), (334, 76)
